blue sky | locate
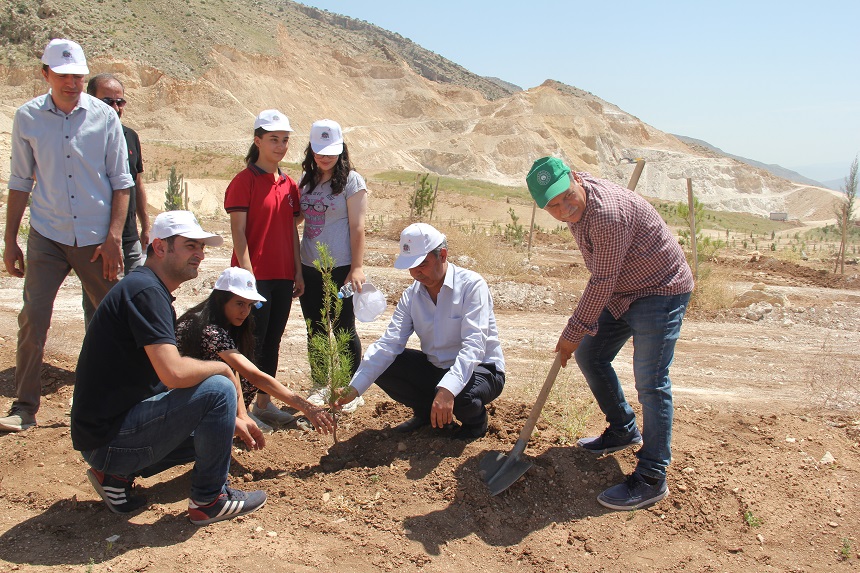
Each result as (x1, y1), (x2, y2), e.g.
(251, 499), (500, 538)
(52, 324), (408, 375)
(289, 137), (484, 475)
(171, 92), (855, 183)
(298, 0), (859, 184)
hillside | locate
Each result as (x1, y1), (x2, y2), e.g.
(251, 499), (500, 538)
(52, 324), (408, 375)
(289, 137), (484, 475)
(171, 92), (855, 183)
(673, 135), (826, 188)
(0, 0), (842, 219)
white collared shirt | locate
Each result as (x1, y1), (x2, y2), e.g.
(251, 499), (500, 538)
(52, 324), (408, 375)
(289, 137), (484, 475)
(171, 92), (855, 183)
(350, 263), (505, 397)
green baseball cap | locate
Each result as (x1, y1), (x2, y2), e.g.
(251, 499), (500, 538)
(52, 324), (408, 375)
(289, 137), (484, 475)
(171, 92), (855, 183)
(526, 156), (571, 208)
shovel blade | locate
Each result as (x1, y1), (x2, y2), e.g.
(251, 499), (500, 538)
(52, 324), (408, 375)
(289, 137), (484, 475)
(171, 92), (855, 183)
(479, 450), (533, 496)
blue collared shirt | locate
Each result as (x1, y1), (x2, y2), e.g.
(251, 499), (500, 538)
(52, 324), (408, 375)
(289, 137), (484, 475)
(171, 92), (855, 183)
(350, 263), (505, 397)
(9, 92), (133, 247)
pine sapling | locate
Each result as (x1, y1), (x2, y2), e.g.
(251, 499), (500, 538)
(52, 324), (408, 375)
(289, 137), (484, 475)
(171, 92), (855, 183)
(306, 243), (353, 442)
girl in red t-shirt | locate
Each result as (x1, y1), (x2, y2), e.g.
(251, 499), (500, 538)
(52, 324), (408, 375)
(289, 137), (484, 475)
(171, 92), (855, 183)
(224, 110), (304, 430)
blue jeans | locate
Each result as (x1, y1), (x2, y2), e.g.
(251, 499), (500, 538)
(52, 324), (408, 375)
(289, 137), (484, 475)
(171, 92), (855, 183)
(80, 375), (236, 503)
(575, 292), (690, 480)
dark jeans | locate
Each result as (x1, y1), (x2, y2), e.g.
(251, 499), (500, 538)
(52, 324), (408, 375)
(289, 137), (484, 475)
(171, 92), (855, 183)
(299, 264), (361, 376)
(252, 279), (295, 383)
(375, 349), (505, 425)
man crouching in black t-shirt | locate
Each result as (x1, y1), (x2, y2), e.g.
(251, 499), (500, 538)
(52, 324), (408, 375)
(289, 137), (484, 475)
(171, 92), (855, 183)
(71, 210), (269, 526)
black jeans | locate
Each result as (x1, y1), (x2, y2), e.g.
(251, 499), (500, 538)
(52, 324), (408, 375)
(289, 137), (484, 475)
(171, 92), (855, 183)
(299, 263), (361, 376)
(375, 349), (505, 425)
(252, 279), (295, 386)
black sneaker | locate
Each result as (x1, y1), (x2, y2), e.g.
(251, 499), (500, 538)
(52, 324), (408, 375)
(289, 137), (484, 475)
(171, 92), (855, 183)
(188, 486), (267, 525)
(577, 426), (643, 455)
(393, 415), (430, 433)
(86, 468), (148, 514)
(453, 410), (489, 440)
(597, 472), (668, 511)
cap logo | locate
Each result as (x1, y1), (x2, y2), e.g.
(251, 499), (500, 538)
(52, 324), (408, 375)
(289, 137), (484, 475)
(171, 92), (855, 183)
(536, 170), (551, 187)
(320, 131), (330, 141)
(272, 114), (280, 120)
(62, 50), (71, 58)
(246, 280), (253, 288)
(402, 244), (411, 253)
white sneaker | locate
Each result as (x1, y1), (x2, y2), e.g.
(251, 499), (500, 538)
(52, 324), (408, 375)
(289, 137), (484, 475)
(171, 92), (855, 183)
(307, 387), (364, 413)
(246, 411), (274, 434)
(251, 402), (296, 426)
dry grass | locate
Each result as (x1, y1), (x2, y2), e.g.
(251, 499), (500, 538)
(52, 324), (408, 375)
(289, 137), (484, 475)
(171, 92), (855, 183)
(376, 216), (532, 280)
(506, 347), (595, 445)
(806, 335), (860, 410)
(688, 263), (737, 316)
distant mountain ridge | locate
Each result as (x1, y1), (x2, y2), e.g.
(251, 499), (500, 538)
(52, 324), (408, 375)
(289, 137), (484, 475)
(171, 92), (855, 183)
(0, 0), (843, 220)
(672, 135), (826, 188)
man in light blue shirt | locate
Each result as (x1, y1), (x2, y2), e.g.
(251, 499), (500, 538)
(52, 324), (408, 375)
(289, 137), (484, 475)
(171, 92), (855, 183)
(336, 223), (505, 439)
(0, 39), (133, 432)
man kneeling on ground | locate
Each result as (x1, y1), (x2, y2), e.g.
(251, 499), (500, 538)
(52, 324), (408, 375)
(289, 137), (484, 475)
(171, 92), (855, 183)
(71, 211), (268, 525)
(336, 223), (505, 439)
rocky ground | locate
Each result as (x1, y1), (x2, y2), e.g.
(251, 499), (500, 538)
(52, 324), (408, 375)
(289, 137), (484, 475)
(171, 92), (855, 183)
(0, 184), (858, 572)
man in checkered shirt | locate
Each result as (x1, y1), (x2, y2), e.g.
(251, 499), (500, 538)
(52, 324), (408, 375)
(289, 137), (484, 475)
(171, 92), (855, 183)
(526, 156), (694, 512)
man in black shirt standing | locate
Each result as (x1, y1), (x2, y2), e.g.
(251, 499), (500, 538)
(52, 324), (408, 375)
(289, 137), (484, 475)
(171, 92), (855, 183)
(81, 73), (150, 325)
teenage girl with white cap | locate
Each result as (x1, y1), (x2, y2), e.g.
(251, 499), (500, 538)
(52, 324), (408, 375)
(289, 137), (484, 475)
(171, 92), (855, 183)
(297, 119), (368, 409)
(224, 110), (304, 431)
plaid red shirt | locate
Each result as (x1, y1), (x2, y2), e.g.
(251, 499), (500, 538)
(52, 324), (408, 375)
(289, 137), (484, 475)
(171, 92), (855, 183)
(563, 173), (694, 344)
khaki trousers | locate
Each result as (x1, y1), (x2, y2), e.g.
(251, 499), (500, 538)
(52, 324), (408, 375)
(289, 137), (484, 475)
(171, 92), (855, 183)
(14, 229), (116, 415)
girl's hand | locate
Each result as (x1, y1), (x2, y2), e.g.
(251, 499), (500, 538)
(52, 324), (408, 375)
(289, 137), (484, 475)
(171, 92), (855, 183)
(307, 407), (336, 435)
(293, 272), (305, 297)
(235, 414), (266, 450)
(346, 267), (365, 294)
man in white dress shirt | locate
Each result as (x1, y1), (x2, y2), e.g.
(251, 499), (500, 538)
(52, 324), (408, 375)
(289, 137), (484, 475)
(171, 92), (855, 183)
(336, 223), (505, 439)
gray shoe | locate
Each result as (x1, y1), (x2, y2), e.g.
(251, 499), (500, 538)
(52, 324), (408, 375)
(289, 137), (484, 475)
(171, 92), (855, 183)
(246, 411), (274, 434)
(0, 407), (36, 432)
(251, 402), (296, 426)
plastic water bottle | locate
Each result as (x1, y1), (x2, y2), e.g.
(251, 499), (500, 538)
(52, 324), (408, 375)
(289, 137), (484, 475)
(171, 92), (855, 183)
(337, 283), (354, 299)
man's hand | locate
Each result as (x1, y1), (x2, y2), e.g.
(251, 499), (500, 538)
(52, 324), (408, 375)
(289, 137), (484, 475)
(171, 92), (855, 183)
(555, 336), (579, 368)
(334, 386), (359, 407)
(235, 414), (266, 450)
(139, 228), (150, 251)
(91, 235), (124, 281)
(3, 241), (25, 278)
(431, 387), (455, 428)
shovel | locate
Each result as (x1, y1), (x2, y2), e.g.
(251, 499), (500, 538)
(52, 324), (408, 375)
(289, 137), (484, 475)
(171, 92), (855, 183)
(480, 353), (563, 496)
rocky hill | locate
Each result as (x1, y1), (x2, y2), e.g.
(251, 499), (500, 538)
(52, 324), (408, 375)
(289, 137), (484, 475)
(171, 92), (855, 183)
(0, 0), (842, 219)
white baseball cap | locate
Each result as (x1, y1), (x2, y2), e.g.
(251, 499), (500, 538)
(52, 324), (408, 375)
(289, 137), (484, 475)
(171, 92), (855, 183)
(214, 267), (266, 302)
(394, 223), (446, 269)
(150, 210), (223, 246)
(254, 109), (293, 132)
(309, 119), (344, 155)
(41, 39), (89, 75)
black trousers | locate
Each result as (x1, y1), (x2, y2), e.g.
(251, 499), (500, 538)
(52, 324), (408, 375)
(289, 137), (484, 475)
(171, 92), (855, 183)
(299, 263), (361, 376)
(252, 279), (295, 383)
(375, 348), (505, 425)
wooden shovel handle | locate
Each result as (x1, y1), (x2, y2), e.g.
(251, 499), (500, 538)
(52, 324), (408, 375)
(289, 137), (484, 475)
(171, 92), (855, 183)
(516, 353), (563, 443)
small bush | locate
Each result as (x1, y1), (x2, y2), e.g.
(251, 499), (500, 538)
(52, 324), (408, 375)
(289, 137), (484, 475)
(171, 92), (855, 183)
(164, 166), (184, 211)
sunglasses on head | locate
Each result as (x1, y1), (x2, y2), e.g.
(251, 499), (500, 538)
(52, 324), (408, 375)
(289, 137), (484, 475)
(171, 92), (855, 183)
(101, 97), (127, 108)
